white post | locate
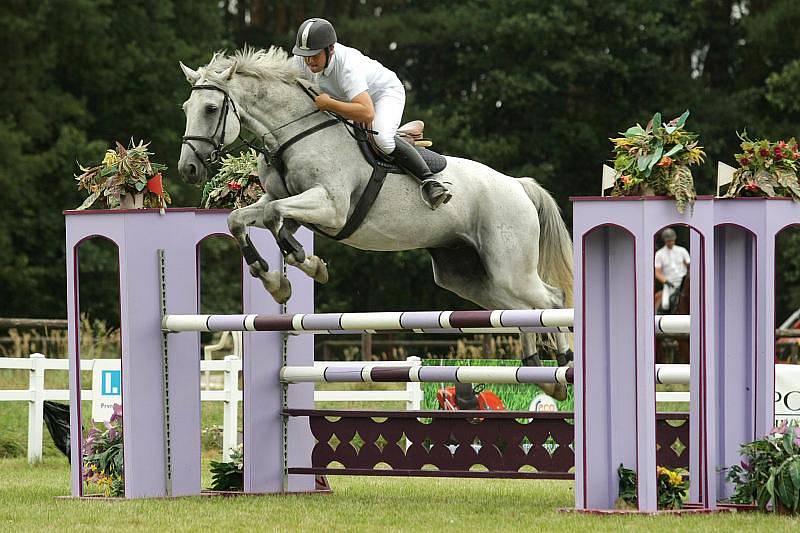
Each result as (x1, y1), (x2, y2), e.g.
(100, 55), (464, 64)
(27, 353), (46, 464)
(222, 355), (240, 461)
(405, 356), (423, 410)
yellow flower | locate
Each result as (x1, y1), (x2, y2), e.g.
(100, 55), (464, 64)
(102, 150), (119, 167)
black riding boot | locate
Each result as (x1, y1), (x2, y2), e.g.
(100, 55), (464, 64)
(390, 137), (452, 209)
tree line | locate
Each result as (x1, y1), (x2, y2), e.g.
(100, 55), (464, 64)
(2, 0), (800, 323)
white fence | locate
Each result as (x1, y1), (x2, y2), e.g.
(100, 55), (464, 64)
(0, 354), (423, 464)
(3, 354), (703, 465)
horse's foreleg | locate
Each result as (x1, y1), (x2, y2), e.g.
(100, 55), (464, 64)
(261, 187), (346, 285)
(227, 195), (292, 303)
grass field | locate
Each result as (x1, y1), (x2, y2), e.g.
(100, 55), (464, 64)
(2, 366), (798, 530)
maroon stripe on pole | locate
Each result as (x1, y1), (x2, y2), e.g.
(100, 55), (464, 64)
(565, 367), (575, 384)
(252, 314), (296, 331)
(370, 367), (413, 382)
(448, 310), (493, 328)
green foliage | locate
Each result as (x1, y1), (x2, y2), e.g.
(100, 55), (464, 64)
(610, 111), (704, 213)
(208, 444), (244, 491)
(200, 149), (263, 208)
(83, 404), (124, 497)
(6, 0), (800, 325)
(726, 422), (800, 514)
(617, 463), (690, 510)
(723, 133), (800, 200)
(76, 140), (171, 209)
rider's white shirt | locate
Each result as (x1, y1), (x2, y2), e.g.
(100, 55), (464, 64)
(295, 43), (403, 102)
(654, 245), (690, 284)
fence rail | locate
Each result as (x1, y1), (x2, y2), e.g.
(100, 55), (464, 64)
(0, 354), (423, 464)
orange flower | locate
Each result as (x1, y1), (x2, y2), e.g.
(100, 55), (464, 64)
(656, 156), (673, 167)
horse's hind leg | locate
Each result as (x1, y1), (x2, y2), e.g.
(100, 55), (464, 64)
(428, 246), (570, 401)
(227, 194), (292, 303)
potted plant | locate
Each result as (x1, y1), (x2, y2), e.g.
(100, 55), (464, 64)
(76, 140), (171, 210)
(83, 403), (124, 497)
(609, 110), (706, 213)
(617, 464), (690, 510)
(200, 149), (264, 209)
(725, 421), (800, 514)
(721, 134), (800, 200)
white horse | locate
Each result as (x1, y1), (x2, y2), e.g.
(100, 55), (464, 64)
(178, 48), (574, 398)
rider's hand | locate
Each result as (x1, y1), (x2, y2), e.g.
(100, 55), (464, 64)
(314, 93), (334, 111)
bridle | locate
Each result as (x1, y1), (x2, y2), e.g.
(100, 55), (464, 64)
(181, 84), (240, 170)
(181, 81), (375, 181)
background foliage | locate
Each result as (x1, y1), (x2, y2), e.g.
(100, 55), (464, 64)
(3, 0), (800, 323)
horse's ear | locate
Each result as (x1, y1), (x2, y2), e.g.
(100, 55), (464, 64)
(180, 62), (201, 84)
(218, 61), (237, 81)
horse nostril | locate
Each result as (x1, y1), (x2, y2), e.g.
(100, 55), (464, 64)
(188, 163), (197, 177)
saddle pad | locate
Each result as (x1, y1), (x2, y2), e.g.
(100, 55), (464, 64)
(378, 146), (447, 175)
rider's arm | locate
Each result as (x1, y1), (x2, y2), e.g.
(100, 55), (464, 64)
(655, 266), (667, 285)
(315, 91), (375, 123)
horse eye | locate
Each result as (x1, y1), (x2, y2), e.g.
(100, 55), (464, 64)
(206, 104), (218, 114)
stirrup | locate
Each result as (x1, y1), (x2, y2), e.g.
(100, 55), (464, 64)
(419, 179), (453, 210)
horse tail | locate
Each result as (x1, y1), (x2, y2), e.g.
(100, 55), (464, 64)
(517, 177), (573, 308)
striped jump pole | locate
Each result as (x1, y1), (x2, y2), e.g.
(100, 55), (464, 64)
(280, 363), (690, 385)
(162, 309), (691, 335)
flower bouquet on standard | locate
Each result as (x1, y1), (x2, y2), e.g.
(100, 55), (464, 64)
(721, 133), (800, 200)
(83, 403), (124, 497)
(725, 421), (800, 514)
(609, 110), (705, 213)
(76, 140), (171, 210)
(200, 149), (264, 209)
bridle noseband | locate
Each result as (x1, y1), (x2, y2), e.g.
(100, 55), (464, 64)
(181, 84), (238, 170)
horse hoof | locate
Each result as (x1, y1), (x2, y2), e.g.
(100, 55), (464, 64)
(271, 274), (292, 304)
(312, 258), (329, 284)
(539, 383), (568, 402)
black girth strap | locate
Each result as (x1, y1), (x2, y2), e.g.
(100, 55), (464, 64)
(307, 165), (389, 241)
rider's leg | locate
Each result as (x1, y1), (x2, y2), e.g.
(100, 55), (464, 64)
(373, 90), (452, 210)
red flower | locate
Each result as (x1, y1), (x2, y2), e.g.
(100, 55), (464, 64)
(146, 173), (164, 196)
(745, 181), (759, 192)
(778, 140), (788, 149)
(739, 156), (751, 166)
(228, 181), (242, 191)
(760, 148), (770, 157)
(621, 175), (631, 184)
(656, 156), (673, 167)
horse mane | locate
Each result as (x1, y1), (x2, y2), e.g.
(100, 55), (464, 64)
(201, 46), (301, 85)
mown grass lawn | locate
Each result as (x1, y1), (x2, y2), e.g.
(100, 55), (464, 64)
(2, 367), (799, 531)
(0, 458), (799, 532)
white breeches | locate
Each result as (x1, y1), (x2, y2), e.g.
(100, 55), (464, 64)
(371, 87), (405, 154)
(661, 277), (683, 310)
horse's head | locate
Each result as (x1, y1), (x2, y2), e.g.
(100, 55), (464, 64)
(178, 61), (242, 184)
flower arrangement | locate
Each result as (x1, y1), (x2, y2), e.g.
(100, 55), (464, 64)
(76, 140), (171, 210)
(617, 463), (689, 510)
(83, 403), (124, 497)
(610, 110), (705, 213)
(208, 444), (243, 491)
(725, 421), (800, 514)
(200, 149), (264, 209)
(722, 133), (800, 201)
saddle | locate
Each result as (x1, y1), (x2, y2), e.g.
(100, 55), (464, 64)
(310, 122), (447, 241)
(361, 120), (447, 175)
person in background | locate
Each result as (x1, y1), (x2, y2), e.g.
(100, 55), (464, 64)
(655, 227), (690, 312)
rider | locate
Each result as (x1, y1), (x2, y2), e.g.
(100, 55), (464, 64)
(292, 18), (452, 209)
(654, 227), (690, 312)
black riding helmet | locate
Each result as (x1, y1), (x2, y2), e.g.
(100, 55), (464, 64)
(293, 18), (337, 68)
